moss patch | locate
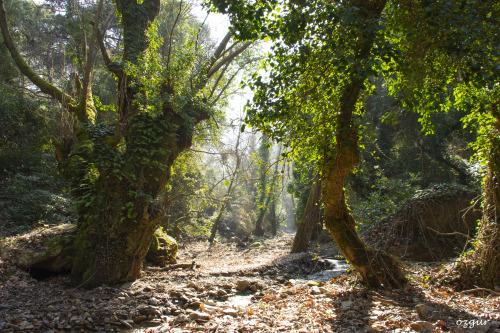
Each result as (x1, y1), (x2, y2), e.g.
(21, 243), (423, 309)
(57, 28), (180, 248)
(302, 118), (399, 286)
(146, 228), (178, 266)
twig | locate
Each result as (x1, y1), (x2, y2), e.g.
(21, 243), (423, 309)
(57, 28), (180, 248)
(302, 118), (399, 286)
(449, 287), (500, 301)
(425, 226), (470, 238)
(148, 261), (198, 271)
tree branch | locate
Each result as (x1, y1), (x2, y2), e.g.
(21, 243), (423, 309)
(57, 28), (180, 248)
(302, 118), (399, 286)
(207, 41), (252, 79)
(0, 0), (76, 110)
(80, 0), (104, 108)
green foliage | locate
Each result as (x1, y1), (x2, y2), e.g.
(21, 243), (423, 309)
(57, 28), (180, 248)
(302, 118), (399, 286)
(0, 170), (74, 237)
(348, 173), (420, 229)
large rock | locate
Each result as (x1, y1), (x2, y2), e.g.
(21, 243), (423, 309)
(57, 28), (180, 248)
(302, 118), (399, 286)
(146, 228), (178, 266)
(0, 224), (75, 272)
(1, 224), (178, 273)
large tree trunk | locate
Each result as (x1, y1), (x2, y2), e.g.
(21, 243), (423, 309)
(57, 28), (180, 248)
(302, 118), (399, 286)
(291, 174), (322, 253)
(69, 110), (200, 286)
(321, 0), (406, 289)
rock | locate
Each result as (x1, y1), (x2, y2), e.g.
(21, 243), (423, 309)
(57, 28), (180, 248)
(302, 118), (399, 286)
(186, 281), (200, 290)
(319, 287), (331, 295)
(222, 308), (239, 318)
(142, 320), (162, 327)
(121, 281), (135, 290)
(410, 321), (435, 332)
(175, 314), (189, 323)
(138, 305), (162, 317)
(341, 300), (353, 309)
(146, 228), (178, 266)
(415, 304), (431, 318)
(149, 297), (160, 305)
(310, 286), (321, 295)
(0, 224), (75, 273)
(188, 311), (210, 321)
(236, 280), (251, 292)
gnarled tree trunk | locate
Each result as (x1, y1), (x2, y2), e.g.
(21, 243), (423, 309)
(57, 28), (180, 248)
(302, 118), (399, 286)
(472, 102), (500, 288)
(321, 0), (406, 289)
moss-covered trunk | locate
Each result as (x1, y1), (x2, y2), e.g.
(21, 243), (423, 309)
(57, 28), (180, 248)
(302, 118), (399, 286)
(320, 0), (406, 289)
(474, 102), (500, 288)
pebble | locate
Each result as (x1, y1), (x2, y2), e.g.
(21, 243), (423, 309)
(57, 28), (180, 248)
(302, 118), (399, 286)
(188, 311), (210, 321)
(176, 314), (189, 323)
(236, 280), (251, 292)
(415, 304), (431, 318)
(319, 287), (331, 295)
(142, 319), (162, 327)
(409, 320), (434, 332)
(223, 308), (239, 317)
(310, 286), (321, 295)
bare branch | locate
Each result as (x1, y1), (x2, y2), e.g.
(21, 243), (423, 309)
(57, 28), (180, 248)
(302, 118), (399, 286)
(166, 0), (184, 77)
(207, 42), (252, 79)
(80, 0), (104, 108)
(210, 31), (232, 65)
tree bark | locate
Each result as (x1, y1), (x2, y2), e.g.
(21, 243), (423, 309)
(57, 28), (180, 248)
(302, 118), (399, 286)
(474, 101), (500, 288)
(291, 174), (322, 253)
(321, 0), (406, 289)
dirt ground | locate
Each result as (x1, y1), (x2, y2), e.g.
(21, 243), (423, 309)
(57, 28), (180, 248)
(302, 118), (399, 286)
(0, 232), (499, 332)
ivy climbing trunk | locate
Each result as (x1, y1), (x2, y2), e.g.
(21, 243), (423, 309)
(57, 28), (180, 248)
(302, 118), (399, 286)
(321, 0), (406, 289)
(474, 102), (500, 288)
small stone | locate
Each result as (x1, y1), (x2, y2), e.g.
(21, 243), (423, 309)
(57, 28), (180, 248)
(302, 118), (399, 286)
(121, 282), (135, 290)
(341, 300), (353, 309)
(176, 314), (189, 323)
(415, 304), (431, 318)
(188, 311), (210, 321)
(410, 321), (435, 332)
(149, 297), (160, 305)
(222, 308), (239, 318)
(310, 286), (321, 295)
(236, 280), (251, 292)
(142, 320), (162, 327)
(319, 287), (331, 295)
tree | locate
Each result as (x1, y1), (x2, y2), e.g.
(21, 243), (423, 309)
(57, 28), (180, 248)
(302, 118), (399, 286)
(211, 0), (407, 288)
(0, 0), (251, 286)
(291, 174), (322, 253)
(383, 0), (499, 287)
(209, 122), (243, 243)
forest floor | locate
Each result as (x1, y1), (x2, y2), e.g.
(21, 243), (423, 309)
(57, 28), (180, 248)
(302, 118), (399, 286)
(0, 232), (499, 332)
